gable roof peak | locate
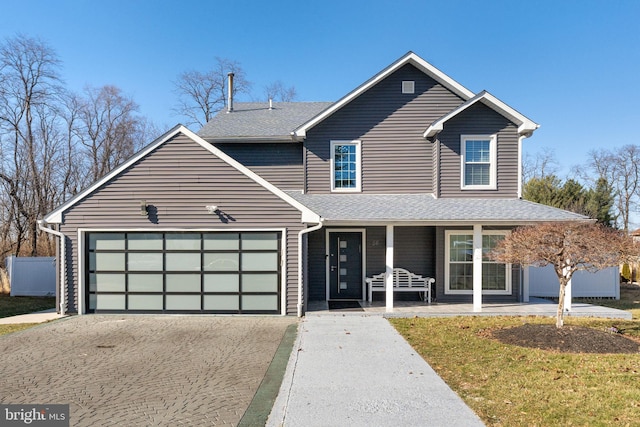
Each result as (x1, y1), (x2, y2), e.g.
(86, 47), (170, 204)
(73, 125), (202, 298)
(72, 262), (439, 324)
(293, 52), (475, 139)
(424, 90), (540, 138)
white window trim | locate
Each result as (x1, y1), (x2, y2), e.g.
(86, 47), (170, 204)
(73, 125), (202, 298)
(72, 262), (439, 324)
(460, 134), (497, 190)
(444, 229), (511, 295)
(330, 140), (362, 193)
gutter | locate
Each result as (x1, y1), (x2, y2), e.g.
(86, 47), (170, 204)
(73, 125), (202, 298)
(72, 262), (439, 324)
(297, 220), (324, 317)
(37, 220), (67, 316)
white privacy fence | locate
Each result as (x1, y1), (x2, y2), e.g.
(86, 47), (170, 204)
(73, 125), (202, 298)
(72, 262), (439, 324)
(5, 256), (56, 297)
(526, 265), (619, 299)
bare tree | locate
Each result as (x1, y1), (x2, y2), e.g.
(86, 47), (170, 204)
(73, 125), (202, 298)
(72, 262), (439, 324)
(0, 36), (155, 260)
(173, 57), (251, 127)
(492, 221), (639, 328)
(585, 146), (640, 233)
(264, 80), (297, 102)
(75, 85), (146, 183)
(522, 147), (559, 182)
(0, 34), (64, 256)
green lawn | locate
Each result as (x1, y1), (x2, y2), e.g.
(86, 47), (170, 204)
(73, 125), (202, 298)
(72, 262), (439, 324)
(391, 316), (640, 426)
(0, 295), (56, 318)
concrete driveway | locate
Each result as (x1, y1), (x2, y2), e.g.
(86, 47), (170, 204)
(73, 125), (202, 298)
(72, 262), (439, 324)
(0, 315), (295, 426)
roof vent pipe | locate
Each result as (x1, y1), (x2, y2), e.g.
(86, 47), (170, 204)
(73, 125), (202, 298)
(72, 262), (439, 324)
(269, 98), (273, 110)
(227, 72), (234, 113)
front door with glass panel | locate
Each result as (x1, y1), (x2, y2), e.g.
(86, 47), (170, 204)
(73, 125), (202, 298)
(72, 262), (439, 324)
(328, 232), (362, 300)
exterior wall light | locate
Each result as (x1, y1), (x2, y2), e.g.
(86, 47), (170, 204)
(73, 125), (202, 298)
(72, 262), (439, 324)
(140, 200), (148, 216)
(206, 205), (219, 214)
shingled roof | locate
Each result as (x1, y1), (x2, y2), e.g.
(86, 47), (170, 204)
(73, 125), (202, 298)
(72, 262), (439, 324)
(284, 192), (589, 223)
(197, 102), (332, 142)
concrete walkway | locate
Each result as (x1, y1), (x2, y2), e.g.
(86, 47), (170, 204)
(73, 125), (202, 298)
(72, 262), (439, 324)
(268, 315), (485, 427)
(0, 308), (64, 324)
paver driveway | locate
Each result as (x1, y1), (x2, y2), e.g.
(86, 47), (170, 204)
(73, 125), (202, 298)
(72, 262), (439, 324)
(0, 315), (295, 426)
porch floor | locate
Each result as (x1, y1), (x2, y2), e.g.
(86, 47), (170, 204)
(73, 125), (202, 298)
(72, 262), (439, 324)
(307, 297), (632, 320)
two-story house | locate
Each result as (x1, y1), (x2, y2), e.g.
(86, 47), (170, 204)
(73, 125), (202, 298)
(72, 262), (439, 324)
(41, 52), (585, 316)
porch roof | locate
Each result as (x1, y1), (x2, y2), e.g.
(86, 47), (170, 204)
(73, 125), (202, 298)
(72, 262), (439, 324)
(284, 192), (589, 223)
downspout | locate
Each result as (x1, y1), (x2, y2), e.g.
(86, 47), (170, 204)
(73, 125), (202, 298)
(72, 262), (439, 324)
(37, 220), (67, 316)
(517, 135), (525, 198)
(297, 220), (324, 317)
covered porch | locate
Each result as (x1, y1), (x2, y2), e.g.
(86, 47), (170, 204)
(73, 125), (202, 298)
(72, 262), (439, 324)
(289, 193), (591, 316)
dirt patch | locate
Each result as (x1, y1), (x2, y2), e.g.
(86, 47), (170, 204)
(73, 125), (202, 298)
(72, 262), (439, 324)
(491, 323), (640, 354)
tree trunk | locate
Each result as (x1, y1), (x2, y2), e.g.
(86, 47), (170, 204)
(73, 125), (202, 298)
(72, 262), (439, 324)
(556, 279), (566, 328)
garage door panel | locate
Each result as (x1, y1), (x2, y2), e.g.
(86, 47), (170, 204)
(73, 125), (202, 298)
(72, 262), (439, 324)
(91, 273), (126, 292)
(204, 295), (239, 311)
(87, 231), (281, 314)
(90, 252), (125, 271)
(242, 253), (278, 271)
(203, 253), (239, 271)
(166, 274), (200, 292)
(166, 294), (201, 311)
(243, 274), (278, 292)
(128, 253), (162, 271)
(95, 294), (125, 310)
(204, 233), (239, 250)
(128, 274), (163, 292)
(204, 274), (239, 292)
(128, 233), (162, 249)
(166, 233), (201, 250)
(89, 233), (125, 250)
(166, 252), (200, 271)
(242, 295), (278, 311)
(129, 294), (163, 310)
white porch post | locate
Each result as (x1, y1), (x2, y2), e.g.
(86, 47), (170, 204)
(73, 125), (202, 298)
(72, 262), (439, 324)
(385, 225), (394, 312)
(473, 224), (483, 312)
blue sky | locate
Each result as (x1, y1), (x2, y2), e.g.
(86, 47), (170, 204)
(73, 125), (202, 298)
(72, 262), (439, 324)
(3, 0), (639, 176)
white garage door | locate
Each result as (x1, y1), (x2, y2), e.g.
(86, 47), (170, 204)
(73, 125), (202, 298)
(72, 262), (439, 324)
(86, 231), (281, 314)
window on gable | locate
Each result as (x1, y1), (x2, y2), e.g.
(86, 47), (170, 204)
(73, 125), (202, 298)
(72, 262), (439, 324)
(445, 230), (511, 295)
(331, 140), (361, 192)
(461, 135), (497, 190)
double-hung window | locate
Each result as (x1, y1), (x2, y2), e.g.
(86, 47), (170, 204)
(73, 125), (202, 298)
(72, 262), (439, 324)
(461, 135), (497, 189)
(331, 140), (361, 192)
(445, 230), (511, 295)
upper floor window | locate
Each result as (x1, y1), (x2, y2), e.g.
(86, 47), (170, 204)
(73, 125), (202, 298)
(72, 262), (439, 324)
(331, 140), (361, 192)
(461, 135), (497, 190)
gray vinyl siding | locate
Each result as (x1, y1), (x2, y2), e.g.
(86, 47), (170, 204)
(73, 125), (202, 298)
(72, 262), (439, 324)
(304, 64), (464, 194)
(366, 227), (386, 277)
(214, 143), (303, 190)
(59, 133), (304, 314)
(437, 102), (520, 198)
(393, 227), (435, 278)
(307, 230), (326, 301)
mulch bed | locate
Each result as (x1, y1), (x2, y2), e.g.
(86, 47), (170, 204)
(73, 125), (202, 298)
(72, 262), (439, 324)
(491, 323), (640, 354)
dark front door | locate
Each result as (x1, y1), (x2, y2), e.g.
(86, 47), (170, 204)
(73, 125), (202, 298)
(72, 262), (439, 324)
(328, 232), (362, 300)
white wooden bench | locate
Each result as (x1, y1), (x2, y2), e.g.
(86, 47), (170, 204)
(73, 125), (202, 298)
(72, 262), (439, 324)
(366, 268), (435, 303)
